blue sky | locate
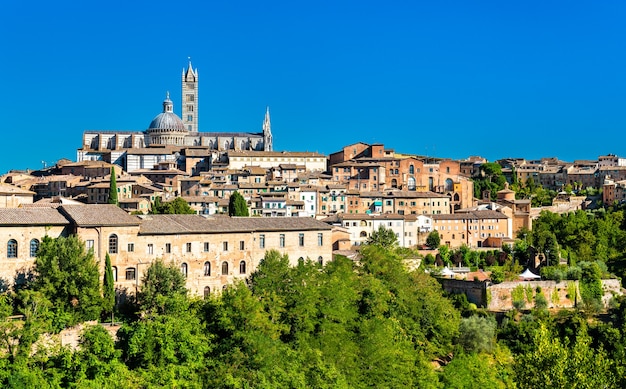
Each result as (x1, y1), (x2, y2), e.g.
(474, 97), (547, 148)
(1, 1), (625, 174)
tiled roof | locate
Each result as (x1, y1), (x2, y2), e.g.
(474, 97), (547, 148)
(138, 215), (332, 235)
(60, 204), (141, 227)
(0, 208), (69, 225)
(228, 150), (325, 157)
(0, 183), (36, 195)
(382, 190), (449, 199)
(432, 210), (508, 220)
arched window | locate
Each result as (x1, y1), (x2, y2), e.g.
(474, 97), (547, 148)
(108, 234), (118, 254)
(409, 164), (415, 174)
(221, 261), (229, 275)
(391, 179), (398, 188)
(318, 256), (323, 266)
(112, 266), (118, 282)
(29, 239), (39, 257)
(224, 140), (229, 150)
(239, 261), (246, 274)
(181, 263), (188, 278)
(241, 140), (246, 150)
(445, 178), (454, 191)
(407, 177), (416, 191)
(298, 257), (304, 264)
(204, 261), (211, 276)
(7, 239), (17, 258)
(204, 286), (211, 298)
(360, 231), (367, 237)
(454, 193), (460, 202)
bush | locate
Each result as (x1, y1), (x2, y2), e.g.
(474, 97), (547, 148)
(490, 268), (505, 284)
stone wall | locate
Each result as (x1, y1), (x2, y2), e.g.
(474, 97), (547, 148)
(440, 278), (623, 311)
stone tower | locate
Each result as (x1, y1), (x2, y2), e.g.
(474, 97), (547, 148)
(263, 106), (273, 151)
(182, 59), (199, 133)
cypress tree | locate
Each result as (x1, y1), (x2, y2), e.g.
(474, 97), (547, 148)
(103, 253), (115, 322)
(229, 191), (249, 216)
(108, 167), (118, 205)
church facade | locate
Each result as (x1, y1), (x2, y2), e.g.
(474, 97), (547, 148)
(77, 61), (273, 174)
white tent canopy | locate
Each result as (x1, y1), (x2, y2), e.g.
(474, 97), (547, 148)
(439, 267), (455, 277)
(519, 269), (541, 279)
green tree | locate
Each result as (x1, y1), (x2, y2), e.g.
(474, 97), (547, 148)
(457, 316), (496, 354)
(515, 323), (615, 388)
(151, 197), (195, 214)
(102, 253), (115, 322)
(108, 166), (118, 205)
(366, 225), (398, 248)
(228, 191), (249, 216)
(32, 236), (102, 329)
(138, 259), (188, 314)
(426, 230), (440, 249)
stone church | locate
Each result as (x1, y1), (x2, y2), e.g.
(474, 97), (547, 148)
(77, 60), (273, 174)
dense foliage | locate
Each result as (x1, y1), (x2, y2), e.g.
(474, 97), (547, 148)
(150, 196), (196, 214)
(5, 233), (626, 387)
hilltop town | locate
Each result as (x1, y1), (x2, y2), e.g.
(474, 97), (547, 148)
(2, 63), (626, 388)
(0, 61), (625, 298)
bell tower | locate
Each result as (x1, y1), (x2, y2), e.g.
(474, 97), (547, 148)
(182, 58), (199, 133)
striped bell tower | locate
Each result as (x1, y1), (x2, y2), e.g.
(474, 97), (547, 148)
(182, 58), (199, 133)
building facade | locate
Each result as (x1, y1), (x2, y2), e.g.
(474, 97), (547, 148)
(78, 61), (273, 174)
(0, 205), (332, 297)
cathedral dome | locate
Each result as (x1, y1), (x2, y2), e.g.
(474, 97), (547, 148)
(148, 93), (185, 132)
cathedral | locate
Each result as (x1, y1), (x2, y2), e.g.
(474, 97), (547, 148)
(77, 60), (273, 174)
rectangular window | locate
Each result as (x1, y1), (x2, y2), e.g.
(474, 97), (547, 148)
(186, 242), (192, 253)
(240, 240), (245, 250)
(279, 234), (285, 248)
(204, 242), (209, 252)
(318, 233), (323, 246)
(86, 240), (94, 251)
(299, 233), (305, 246)
(259, 234), (265, 249)
(223, 241), (228, 251)
(165, 243), (171, 253)
(127, 243), (134, 252)
(126, 268), (136, 281)
(147, 244), (154, 255)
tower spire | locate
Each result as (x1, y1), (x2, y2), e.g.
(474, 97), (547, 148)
(263, 106), (272, 151)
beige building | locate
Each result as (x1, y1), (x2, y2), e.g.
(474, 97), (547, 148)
(0, 205), (332, 298)
(432, 210), (511, 249)
(227, 150), (327, 172)
(0, 183), (35, 208)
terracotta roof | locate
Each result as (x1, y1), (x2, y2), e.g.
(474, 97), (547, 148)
(138, 215), (332, 235)
(432, 210), (508, 220)
(0, 208), (69, 225)
(60, 204), (141, 227)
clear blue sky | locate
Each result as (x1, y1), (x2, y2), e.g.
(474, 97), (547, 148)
(1, 0), (625, 174)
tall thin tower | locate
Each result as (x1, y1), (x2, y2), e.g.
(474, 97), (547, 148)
(182, 58), (199, 133)
(263, 106), (273, 151)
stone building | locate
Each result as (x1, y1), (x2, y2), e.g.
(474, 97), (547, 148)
(432, 210), (511, 249)
(0, 204), (332, 297)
